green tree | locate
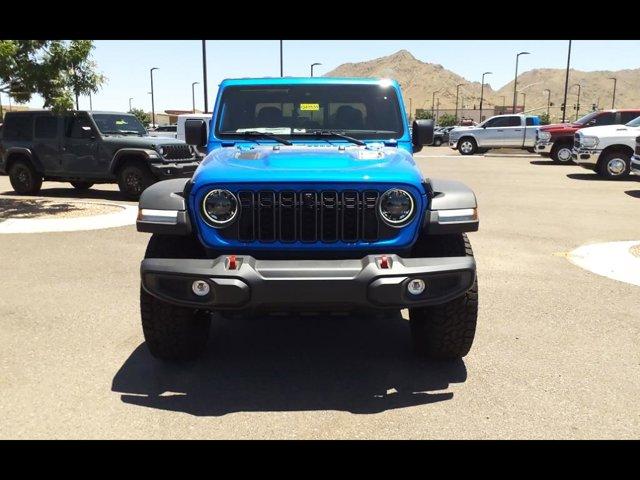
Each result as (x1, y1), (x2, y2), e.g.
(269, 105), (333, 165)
(129, 108), (151, 128)
(437, 113), (458, 127)
(538, 112), (551, 125)
(415, 109), (435, 120)
(0, 40), (105, 112)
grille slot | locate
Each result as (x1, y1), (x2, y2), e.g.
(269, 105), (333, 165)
(232, 190), (384, 243)
(161, 144), (192, 160)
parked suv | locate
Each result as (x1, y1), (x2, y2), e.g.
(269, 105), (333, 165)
(535, 109), (640, 163)
(448, 114), (540, 155)
(136, 77), (480, 362)
(0, 110), (201, 199)
(572, 114), (640, 179)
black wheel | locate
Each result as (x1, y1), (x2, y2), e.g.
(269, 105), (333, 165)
(70, 181), (94, 191)
(140, 234), (211, 361)
(9, 160), (43, 195)
(458, 137), (477, 155)
(525, 147), (536, 153)
(409, 233), (479, 360)
(117, 162), (155, 200)
(597, 150), (631, 179)
(433, 138), (442, 147)
(550, 142), (573, 163)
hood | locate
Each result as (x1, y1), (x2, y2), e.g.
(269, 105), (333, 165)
(192, 145), (424, 186)
(578, 125), (640, 138)
(540, 122), (581, 132)
(101, 135), (186, 148)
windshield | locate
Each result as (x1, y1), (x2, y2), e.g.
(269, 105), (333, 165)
(574, 111), (599, 125)
(626, 115), (640, 127)
(91, 113), (147, 135)
(215, 84), (405, 140)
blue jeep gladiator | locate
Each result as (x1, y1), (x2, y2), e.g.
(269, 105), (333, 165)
(136, 77), (479, 361)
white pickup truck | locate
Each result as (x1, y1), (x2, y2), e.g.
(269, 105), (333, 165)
(448, 114), (541, 155)
(572, 115), (640, 179)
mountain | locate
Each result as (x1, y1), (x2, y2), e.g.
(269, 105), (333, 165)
(324, 50), (640, 119)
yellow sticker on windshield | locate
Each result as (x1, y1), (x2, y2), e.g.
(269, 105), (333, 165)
(300, 103), (320, 111)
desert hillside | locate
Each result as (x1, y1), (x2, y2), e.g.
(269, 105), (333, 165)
(325, 50), (640, 118)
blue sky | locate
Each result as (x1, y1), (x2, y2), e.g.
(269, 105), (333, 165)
(15, 40), (640, 113)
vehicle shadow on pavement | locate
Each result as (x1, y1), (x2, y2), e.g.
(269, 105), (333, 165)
(566, 173), (640, 182)
(112, 313), (467, 416)
(624, 190), (640, 199)
(529, 160), (573, 166)
(0, 188), (130, 203)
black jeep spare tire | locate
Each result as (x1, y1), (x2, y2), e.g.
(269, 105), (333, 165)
(409, 233), (479, 360)
(9, 159), (43, 195)
(117, 161), (155, 200)
(140, 234), (211, 361)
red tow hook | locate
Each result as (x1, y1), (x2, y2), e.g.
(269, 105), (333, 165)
(379, 255), (390, 269)
(227, 255), (238, 270)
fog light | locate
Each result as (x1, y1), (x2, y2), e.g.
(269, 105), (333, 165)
(192, 280), (210, 297)
(407, 278), (426, 296)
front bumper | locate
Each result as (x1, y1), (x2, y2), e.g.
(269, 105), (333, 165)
(534, 139), (553, 155)
(448, 139), (459, 149)
(571, 147), (601, 171)
(631, 154), (640, 175)
(149, 160), (200, 178)
(141, 254), (476, 312)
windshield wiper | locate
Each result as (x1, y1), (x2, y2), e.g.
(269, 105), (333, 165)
(306, 130), (366, 146)
(225, 130), (292, 146)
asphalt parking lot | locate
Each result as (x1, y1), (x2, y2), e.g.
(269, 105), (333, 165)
(1, 146), (638, 439)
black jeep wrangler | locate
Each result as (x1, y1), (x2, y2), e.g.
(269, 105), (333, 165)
(0, 110), (201, 200)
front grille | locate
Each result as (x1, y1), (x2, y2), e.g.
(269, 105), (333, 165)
(574, 134), (581, 149)
(234, 190), (382, 243)
(162, 144), (192, 160)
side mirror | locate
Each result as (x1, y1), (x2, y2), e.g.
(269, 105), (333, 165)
(412, 119), (434, 152)
(185, 119), (207, 147)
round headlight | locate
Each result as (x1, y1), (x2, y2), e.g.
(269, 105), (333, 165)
(379, 189), (415, 226)
(202, 189), (239, 226)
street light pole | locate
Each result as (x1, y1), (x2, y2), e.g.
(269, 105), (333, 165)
(150, 67), (159, 128)
(409, 97), (413, 121)
(202, 40), (209, 113)
(192, 82), (200, 113)
(431, 91), (436, 117)
(310, 62), (322, 77)
(513, 51), (530, 113)
(572, 83), (581, 120)
(609, 77), (617, 109)
(521, 92), (526, 112)
(89, 92), (92, 111)
(455, 83), (463, 122)
(436, 99), (440, 122)
(279, 40), (283, 77)
(129, 97), (133, 111)
(561, 40), (572, 123)
(479, 71), (492, 122)
(543, 89), (551, 117)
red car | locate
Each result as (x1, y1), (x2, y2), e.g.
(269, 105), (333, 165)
(534, 109), (640, 163)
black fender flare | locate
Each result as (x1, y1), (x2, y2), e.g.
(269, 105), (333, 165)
(422, 178), (479, 234)
(110, 148), (160, 174)
(3, 147), (43, 174)
(136, 177), (192, 235)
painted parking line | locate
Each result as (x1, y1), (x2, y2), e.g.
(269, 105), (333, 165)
(567, 241), (640, 287)
(414, 154), (484, 159)
(0, 203), (138, 234)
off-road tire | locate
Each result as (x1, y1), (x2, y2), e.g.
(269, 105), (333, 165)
(597, 150), (631, 179)
(140, 234), (211, 361)
(70, 181), (94, 190)
(9, 160), (43, 195)
(550, 142), (573, 164)
(117, 161), (155, 200)
(458, 137), (477, 155)
(409, 233), (479, 360)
